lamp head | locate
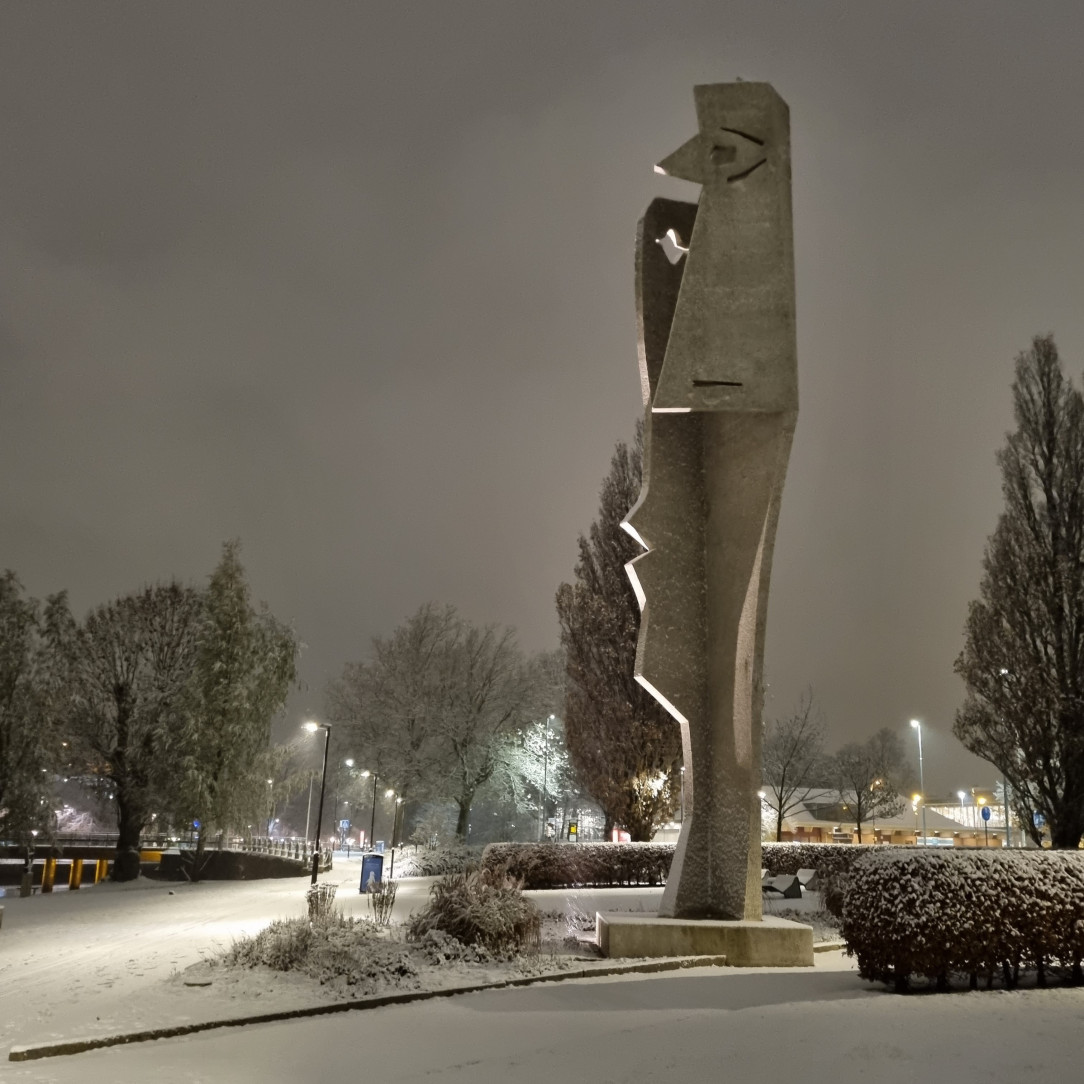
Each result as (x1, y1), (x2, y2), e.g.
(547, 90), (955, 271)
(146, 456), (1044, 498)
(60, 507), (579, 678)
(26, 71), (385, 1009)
(910, 719), (920, 730)
(344, 758), (354, 767)
(303, 721), (319, 733)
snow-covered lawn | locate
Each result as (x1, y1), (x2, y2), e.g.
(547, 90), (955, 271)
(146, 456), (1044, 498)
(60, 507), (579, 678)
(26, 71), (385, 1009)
(3, 859), (1083, 1082)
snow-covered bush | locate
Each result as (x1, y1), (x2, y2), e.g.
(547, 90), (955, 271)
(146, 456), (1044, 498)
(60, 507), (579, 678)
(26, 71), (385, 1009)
(219, 913), (419, 989)
(842, 849), (1084, 990)
(367, 878), (397, 925)
(481, 842), (672, 888)
(406, 868), (542, 957)
(306, 882), (337, 920)
(395, 844), (482, 878)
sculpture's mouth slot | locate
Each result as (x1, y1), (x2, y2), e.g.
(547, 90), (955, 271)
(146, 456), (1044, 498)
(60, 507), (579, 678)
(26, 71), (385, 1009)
(692, 379), (743, 387)
(728, 158), (767, 183)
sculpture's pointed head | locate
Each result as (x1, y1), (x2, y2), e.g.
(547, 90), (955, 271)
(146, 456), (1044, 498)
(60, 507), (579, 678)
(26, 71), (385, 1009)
(655, 82), (786, 188)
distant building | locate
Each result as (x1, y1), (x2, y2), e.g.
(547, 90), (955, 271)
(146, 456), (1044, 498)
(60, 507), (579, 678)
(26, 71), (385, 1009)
(757, 787), (1015, 847)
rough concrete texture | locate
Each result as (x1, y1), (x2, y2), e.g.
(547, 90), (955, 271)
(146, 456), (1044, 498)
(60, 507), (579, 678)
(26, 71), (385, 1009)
(596, 913), (814, 966)
(623, 83), (797, 921)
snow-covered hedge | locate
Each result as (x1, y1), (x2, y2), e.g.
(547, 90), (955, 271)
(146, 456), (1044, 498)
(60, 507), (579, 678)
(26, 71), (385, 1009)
(480, 840), (894, 890)
(761, 842), (884, 878)
(842, 849), (1084, 990)
(481, 842), (673, 888)
(395, 844), (483, 878)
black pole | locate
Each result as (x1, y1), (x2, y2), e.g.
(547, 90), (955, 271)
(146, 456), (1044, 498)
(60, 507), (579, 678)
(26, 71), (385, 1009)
(310, 725), (331, 885)
(369, 773), (378, 851)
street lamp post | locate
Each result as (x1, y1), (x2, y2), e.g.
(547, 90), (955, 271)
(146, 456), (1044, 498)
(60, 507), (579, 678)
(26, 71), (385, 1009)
(304, 720), (332, 884)
(958, 790), (967, 828)
(680, 765), (686, 823)
(539, 715), (555, 842)
(363, 771), (376, 850)
(910, 719), (927, 845)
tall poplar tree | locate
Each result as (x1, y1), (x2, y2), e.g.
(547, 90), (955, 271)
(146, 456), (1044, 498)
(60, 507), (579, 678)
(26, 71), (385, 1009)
(556, 423), (681, 840)
(955, 335), (1084, 848)
(173, 541), (299, 863)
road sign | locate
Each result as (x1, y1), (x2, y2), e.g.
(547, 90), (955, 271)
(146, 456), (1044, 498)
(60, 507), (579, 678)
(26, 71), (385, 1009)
(981, 805), (991, 822)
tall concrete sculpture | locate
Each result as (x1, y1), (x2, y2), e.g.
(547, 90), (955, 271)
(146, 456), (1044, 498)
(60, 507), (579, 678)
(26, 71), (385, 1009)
(623, 82), (798, 921)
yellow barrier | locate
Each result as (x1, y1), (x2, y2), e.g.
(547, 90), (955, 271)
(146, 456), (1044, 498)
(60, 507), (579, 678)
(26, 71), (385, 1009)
(69, 860), (84, 890)
(41, 858), (57, 894)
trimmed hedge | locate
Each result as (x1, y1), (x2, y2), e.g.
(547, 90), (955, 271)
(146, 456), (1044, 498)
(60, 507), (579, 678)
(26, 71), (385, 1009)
(481, 842), (672, 888)
(480, 840), (894, 890)
(762, 842), (884, 879)
(841, 849), (1084, 991)
(395, 844), (483, 878)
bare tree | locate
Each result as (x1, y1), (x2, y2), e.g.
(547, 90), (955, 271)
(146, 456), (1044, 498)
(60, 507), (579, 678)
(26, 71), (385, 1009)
(830, 728), (909, 844)
(761, 688), (829, 842)
(556, 423), (681, 840)
(955, 335), (1084, 848)
(328, 603), (543, 841)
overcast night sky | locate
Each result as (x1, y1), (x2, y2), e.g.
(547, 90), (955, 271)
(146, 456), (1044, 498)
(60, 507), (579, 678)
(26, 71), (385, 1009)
(3, 2), (1083, 796)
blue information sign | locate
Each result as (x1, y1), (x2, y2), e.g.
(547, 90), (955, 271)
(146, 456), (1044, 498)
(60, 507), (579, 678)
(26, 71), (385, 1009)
(981, 805), (991, 822)
(360, 853), (384, 893)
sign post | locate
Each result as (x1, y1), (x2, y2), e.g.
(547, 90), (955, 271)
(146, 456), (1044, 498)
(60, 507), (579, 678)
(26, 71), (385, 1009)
(981, 803), (991, 847)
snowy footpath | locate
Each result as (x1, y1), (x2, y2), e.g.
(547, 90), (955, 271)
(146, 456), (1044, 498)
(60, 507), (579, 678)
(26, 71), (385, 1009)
(2, 860), (1083, 1082)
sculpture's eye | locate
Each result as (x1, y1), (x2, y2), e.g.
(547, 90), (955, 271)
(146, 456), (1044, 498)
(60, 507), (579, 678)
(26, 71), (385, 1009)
(714, 127), (767, 183)
(657, 228), (688, 265)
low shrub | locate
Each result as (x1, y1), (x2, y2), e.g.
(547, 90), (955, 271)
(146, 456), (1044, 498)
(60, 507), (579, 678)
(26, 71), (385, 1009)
(841, 849), (1084, 991)
(224, 912), (377, 972)
(219, 913), (418, 989)
(406, 868), (542, 957)
(306, 882), (337, 920)
(367, 878), (397, 925)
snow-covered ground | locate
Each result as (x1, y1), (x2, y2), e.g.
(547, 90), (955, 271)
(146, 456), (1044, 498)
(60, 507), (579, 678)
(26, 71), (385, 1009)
(2, 858), (1083, 1082)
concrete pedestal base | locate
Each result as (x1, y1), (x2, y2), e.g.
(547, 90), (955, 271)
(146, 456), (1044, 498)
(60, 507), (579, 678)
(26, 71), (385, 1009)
(597, 912), (814, 967)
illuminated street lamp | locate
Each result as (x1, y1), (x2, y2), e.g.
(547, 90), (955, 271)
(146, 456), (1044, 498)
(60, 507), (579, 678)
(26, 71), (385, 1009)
(303, 720), (332, 884)
(540, 715), (555, 842)
(910, 720), (927, 845)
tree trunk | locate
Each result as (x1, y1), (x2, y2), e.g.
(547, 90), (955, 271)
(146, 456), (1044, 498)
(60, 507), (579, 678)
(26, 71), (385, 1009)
(455, 793), (473, 841)
(113, 795), (144, 882)
(1050, 818), (1084, 849)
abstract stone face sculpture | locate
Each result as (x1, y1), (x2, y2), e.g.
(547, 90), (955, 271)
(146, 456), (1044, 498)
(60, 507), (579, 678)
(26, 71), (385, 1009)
(623, 83), (797, 920)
